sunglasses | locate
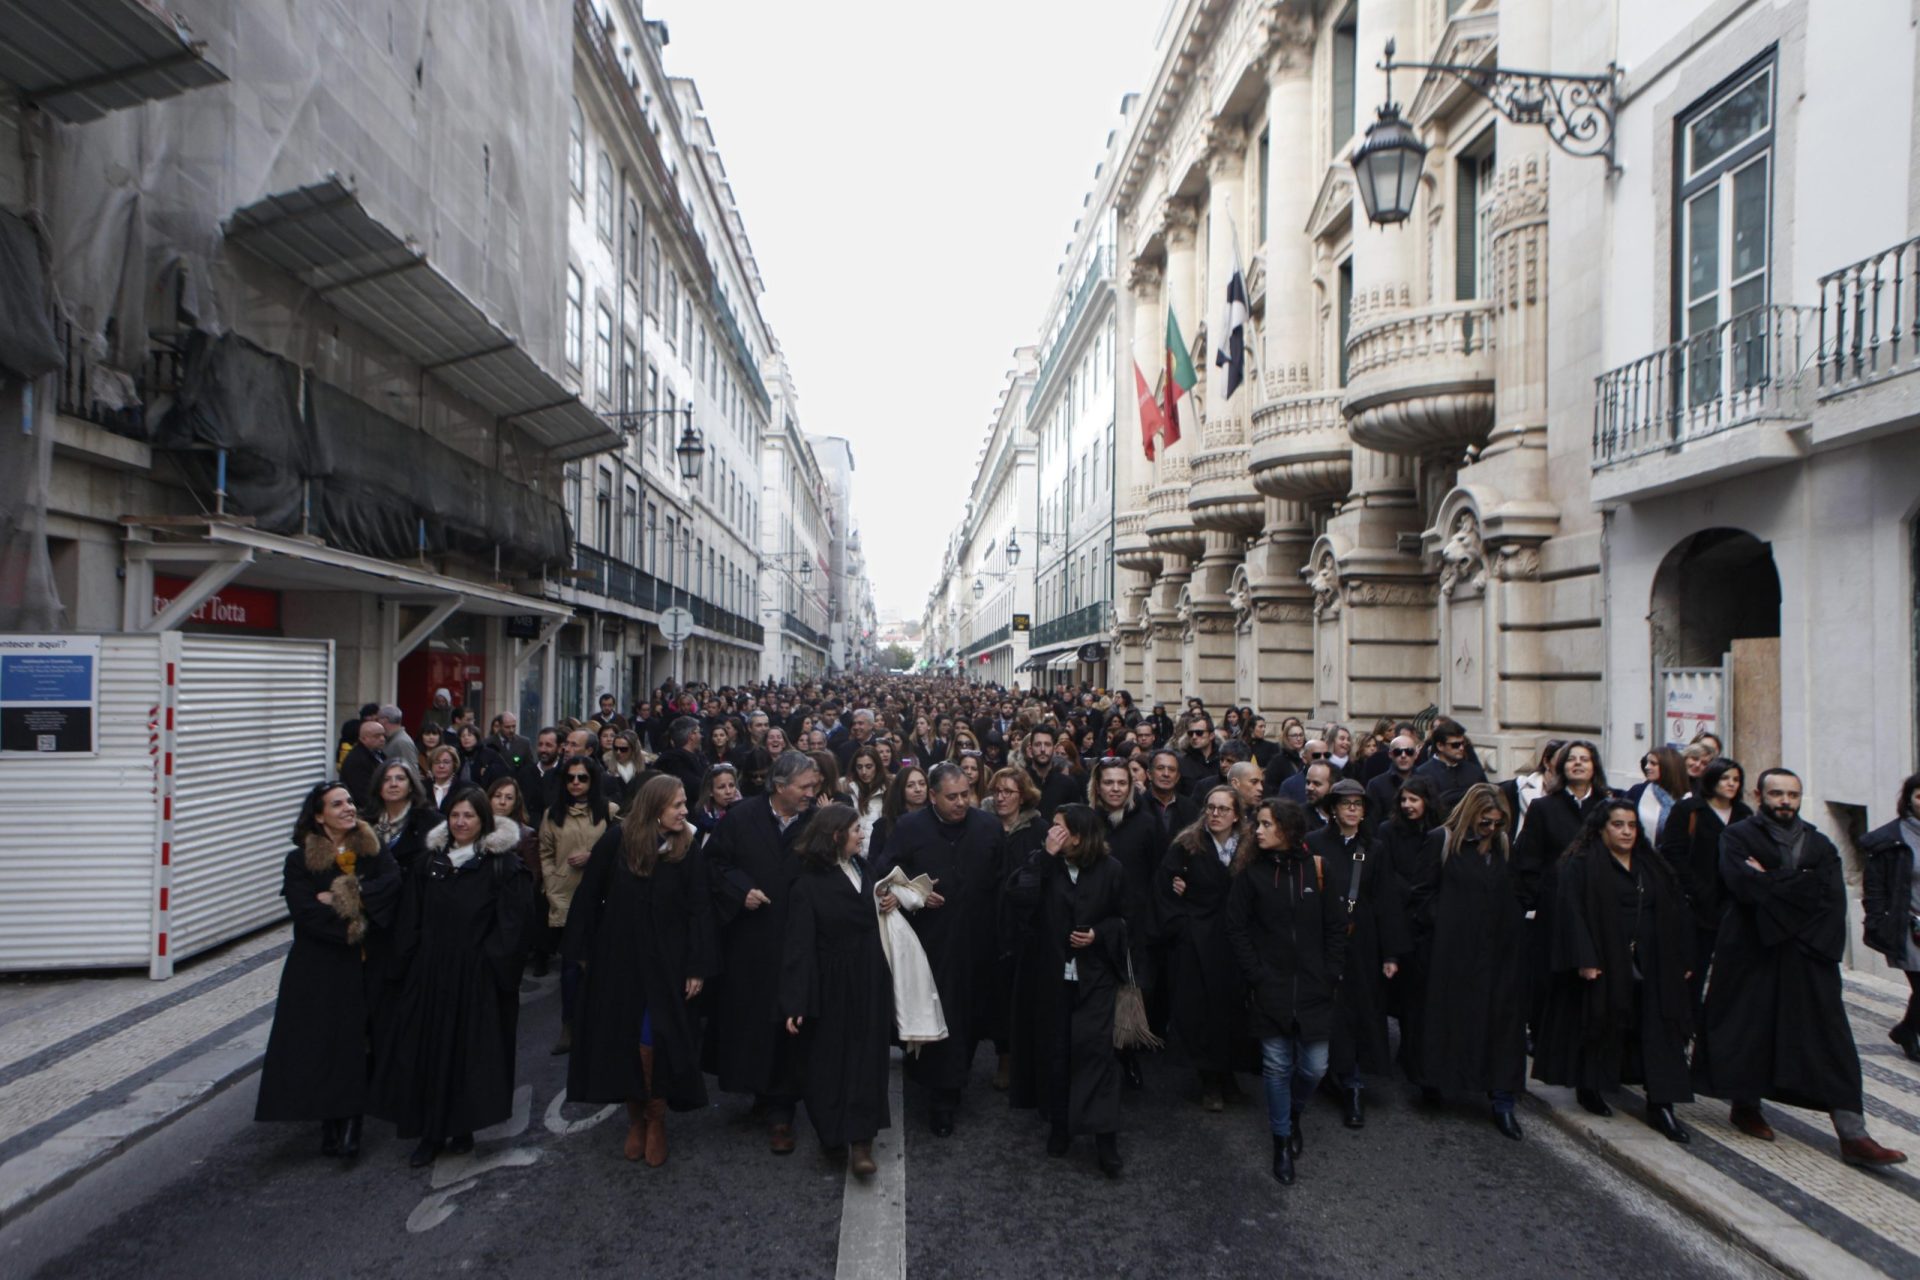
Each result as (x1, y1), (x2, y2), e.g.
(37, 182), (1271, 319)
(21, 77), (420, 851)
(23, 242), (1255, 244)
(566, 773), (592, 783)
(1306, 751), (1329, 760)
(1442, 740), (1467, 750)
(615, 746), (632, 755)
(1190, 728), (1210, 736)
(1389, 747), (1417, 758)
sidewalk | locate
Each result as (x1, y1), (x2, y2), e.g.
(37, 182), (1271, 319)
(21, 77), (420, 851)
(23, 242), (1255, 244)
(1531, 968), (1920, 1280)
(0, 926), (288, 1226)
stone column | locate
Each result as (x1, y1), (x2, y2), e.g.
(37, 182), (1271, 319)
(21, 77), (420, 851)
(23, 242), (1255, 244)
(1245, 497), (1315, 717)
(1113, 260), (1165, 698)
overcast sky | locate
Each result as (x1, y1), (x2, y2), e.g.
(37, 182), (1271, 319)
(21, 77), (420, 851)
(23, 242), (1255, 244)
(654, 0), (1169, 619)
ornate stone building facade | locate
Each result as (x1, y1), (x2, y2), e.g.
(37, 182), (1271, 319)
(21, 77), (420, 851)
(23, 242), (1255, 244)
(1109, 0), (1601, 777)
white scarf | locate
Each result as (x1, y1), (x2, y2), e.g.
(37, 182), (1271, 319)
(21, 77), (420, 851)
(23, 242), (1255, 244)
(874, 866), (948, 1050)
(447, 840), (478, 869)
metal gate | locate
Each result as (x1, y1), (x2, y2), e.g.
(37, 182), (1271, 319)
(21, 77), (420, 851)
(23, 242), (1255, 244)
(167, 633), (334, 965)
(0, 634), (162, 971)
(1657, 660), (1731, 750)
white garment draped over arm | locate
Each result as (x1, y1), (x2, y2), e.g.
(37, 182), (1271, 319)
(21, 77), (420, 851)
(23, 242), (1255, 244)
(874, 866), (947, 1049)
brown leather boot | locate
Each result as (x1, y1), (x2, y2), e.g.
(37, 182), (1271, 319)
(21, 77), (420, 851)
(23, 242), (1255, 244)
(1840, 1136), (1908, 1168)
(638, 1045), (667, 1166)
(1729, 1104), (1775, 1142)
(622, 1101), (645, 1162)
(849, 1141), (877, 1176)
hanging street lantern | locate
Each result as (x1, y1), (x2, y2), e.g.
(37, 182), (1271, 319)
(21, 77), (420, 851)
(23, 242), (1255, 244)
(675, 417), (705, 480)
(1351, 41), (1426, 227)
(1006, 533), (1022, 567)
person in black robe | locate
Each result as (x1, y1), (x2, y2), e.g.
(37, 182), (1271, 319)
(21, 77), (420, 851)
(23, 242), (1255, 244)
(371, 788), (534, 1167)
(1088, 759), (1160, 1090)
(985, 767), (1045, 1092)
(1532, 799), (1694, 1142)
(365, 759), (440, 874)
(1512, 741), (1611, 1038)
(1691, 769), (1907, 1168)
(1407, 783), (1528, 1139)
(565, 775), (717, 1167)
(873, 761), (1004, 1137)
(1370, 777), (1444, 1078)
(1409, 718), (1487, 816)
(1308, 780), (1410, 1130)
(1225, 798), (1348, 1185)
(1005, 803), (1129, 1177)
(1656, 757), (1751, 1018)
(703, 750), (821, 1154)
(256, 782), (401, 1159)
(1158, 784), (1249, 1111)
(1022, 724), (1082, 820)
(780, 803), (894, 1175)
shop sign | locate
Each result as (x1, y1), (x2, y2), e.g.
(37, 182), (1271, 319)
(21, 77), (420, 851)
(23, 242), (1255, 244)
(0, 634), (99, 754)
(153, 575), (282, 632)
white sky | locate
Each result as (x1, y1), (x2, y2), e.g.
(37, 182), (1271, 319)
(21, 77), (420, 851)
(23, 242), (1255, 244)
(652, 0), (1169, 619)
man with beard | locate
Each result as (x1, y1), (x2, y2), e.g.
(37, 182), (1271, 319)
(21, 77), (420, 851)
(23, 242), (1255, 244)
(1692, 769), (1906, 1167)
(704, 750), (820, 1153)
(1023, 723), (1081, 820)
(872, 762), (1003, 1137)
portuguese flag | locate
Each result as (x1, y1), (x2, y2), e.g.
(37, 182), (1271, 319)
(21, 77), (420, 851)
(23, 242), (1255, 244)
(1135, 360), (1166, 460)
(1163, 304), (1195, 448)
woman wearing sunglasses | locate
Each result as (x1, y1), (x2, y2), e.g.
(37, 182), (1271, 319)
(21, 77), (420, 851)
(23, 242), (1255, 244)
(539, 755), (617, 1056)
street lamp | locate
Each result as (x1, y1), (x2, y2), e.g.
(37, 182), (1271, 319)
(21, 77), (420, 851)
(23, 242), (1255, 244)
(973, 577), (985, 600)
(675, 420), (705, 481)
(1353, 38), (1619, 228)
(1006, 533), (1021, 567)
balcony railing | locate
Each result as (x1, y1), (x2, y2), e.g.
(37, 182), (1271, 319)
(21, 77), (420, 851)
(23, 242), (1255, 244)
(568, 543), (763, 645)
(782, 610), (828, 650)
(964, 623), (1011, 655)
(1028, 246), (1115, 410)
(1032, 602), (1109, 649)
(1592, 305), (1816, 469)
(1818, 234), (1920, 395)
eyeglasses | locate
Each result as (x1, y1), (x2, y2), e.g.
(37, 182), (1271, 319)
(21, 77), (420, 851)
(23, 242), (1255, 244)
(1203, 804), (1237, 815)
(566, 773), (592, 783)
(1442, 739), (1467, 750)
(1389, 747), (1417, 758)
(1306, 751), (1329, 760)
(1190, 729), (1210, 737)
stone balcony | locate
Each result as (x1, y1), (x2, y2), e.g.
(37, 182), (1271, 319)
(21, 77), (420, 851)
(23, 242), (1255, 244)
(1144, 457), (1204, 559)
(1188, 423), (1264, 534)
(1342, 302), (1497, 457)
(1114, 507), (1160, 573)
(1249, 390), (1350, 504)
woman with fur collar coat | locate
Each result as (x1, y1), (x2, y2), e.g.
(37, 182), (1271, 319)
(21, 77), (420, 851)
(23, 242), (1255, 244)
(256, 781), (402, 1159)
(371, 787), (535, 1168)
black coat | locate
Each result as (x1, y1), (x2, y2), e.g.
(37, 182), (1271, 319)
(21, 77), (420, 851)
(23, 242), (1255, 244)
(779, 859), (893, 1147)
(1532, 845), (1694, 1103)
(460, 742), (513, 793)
(338, 744), (385, 810)
(1861, 819), (1919, 964)
(654, 748), (710, 803)
(1026, 762), (1082, 821)
(1692, 817), (1864, 1112)
(1177, 746), (1222, 796)
(1262, 748), (1303, 797)
(368, 804), (440, 874)
(874, 806), (1005, 1089)
(1365, 769), (1413, 825)
(1408, 833), (1527, 1093)
(1225, 847), (1348, 1041)
(564, 827), (717, 1111)
(1657, 795), (1752, 934)
(370, 821), (535, 1139)
(1100, 804), (1164, 983)
(1411, 754), (1489, 817)
(702, 795), (812, 1098)
(1309, 825), (1412, 1077)
(1157, 831), (1246, 1073)
(256, 823), (402, 1122)
(1514, 789), (1608, 1016)
(515, 761), (560, 829)
(1142, 791), (1198, 853)
(1004, 850), (1129, 1134)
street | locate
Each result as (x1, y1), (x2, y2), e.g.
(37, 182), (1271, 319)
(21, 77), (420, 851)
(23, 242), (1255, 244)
(0, 965), (1767, 1280)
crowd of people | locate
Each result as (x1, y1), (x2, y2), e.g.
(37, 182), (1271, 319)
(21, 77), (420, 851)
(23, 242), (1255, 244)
(259, 677), (1919, 1188)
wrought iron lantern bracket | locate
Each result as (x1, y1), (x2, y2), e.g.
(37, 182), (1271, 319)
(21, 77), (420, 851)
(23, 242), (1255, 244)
(1380, 39), (1620, 172)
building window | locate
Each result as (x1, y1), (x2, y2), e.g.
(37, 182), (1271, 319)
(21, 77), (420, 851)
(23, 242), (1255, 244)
(565, 464), (583, 541)
(1256, 127), (1271, 243)
(594, 305), (613, 402)
(1336, 257), (1354, 386)
(1455, 132), (1496, 301)
(682, 298), (693, 354)
(565, 267), (583, 369)
(596, 151), (613, 241)
(1676, 56), (1775, 411)
(625, 199), (640, 278)
(647, 237), (661, 315)
(595, 468), (613, 553)
(621, 337), (636, 414)
(645, 502), (657, 574)
(623, 484), (639, 564)
(646, 365), (660, 447)
(569, 97), (585, 198)
(665, 271), (680, 348)
(1331, 6), (1358, 158)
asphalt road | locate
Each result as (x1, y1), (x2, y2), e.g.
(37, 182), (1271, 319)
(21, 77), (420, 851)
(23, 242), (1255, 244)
(0, 971), (1776, 1279)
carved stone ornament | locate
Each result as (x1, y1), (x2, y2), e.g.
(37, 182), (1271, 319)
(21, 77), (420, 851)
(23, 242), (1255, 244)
(1495, 545), (1542, 581)
(1204, 121), (1249, 174)
(1193, 612), (1237, 635)
(1262, 10), (1317, 74)
(1437, 510), (1488, 598)
(1127, 260), (1163, 297)
(1227, 574), (1252, 617)
(1346, 581), (1440, 608)
(1162, 200), (1199, 245)
(1309, 555), (1341, 619)
(1256, 600), (1313, 624)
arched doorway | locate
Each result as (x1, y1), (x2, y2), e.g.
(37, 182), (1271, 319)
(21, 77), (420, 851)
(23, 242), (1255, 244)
(1649, 528), (1781, 764)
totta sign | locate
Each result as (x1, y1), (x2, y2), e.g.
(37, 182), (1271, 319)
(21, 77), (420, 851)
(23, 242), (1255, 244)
(153, 575), (282, 632)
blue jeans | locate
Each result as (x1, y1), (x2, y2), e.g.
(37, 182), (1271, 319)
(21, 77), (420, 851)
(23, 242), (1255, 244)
(1260, 1036), (1330, 1138)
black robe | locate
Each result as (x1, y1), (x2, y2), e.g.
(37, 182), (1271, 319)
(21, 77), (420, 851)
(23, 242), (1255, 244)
(1100, 804), (1163, 988)
(1004, 850), (1129, 1135)
(874, 806), (1005, 1091)
(1408, 833), (1527, 1093)
(372, 805), (440, 873)
(1532, 846), (1694, 1104)
(779, 859), (893, 1147)
(1025, 763), (1082, 821)
(1224, 848), (1349, 1042)
(702, 795), (813, 1098)
(1691, 817), (1864, 1113)
(1309, 825), (1411, 1080)
(1514, 789), (1608, 1025)
(256, 822), (401, 1122)
(1157, 832), (1246, 1074)
(370, 821), (534, 1139)
(564, 826), (717, 1111)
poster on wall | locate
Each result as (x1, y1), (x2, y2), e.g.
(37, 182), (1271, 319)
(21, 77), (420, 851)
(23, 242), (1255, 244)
(0, 635), (100, 755)
(1662, 684), (1719, 748)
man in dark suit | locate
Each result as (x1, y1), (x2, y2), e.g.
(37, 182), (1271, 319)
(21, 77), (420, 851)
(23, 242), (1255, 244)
(338, 719), (386, 809)
(1022, 723), (1081, 820)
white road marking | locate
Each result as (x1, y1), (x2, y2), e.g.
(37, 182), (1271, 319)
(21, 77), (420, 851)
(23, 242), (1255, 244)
(834, 1052), (907, 1280)
(543, 1089), (619, 1136)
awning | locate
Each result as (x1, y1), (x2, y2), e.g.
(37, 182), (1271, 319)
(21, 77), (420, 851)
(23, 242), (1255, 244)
(1049, 651), (1079, 671)
(125, 521), (570, 625)
(0, 0), (227, 123)
(224, 180), (621, 462)
(1019, 648), (1060, 672)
